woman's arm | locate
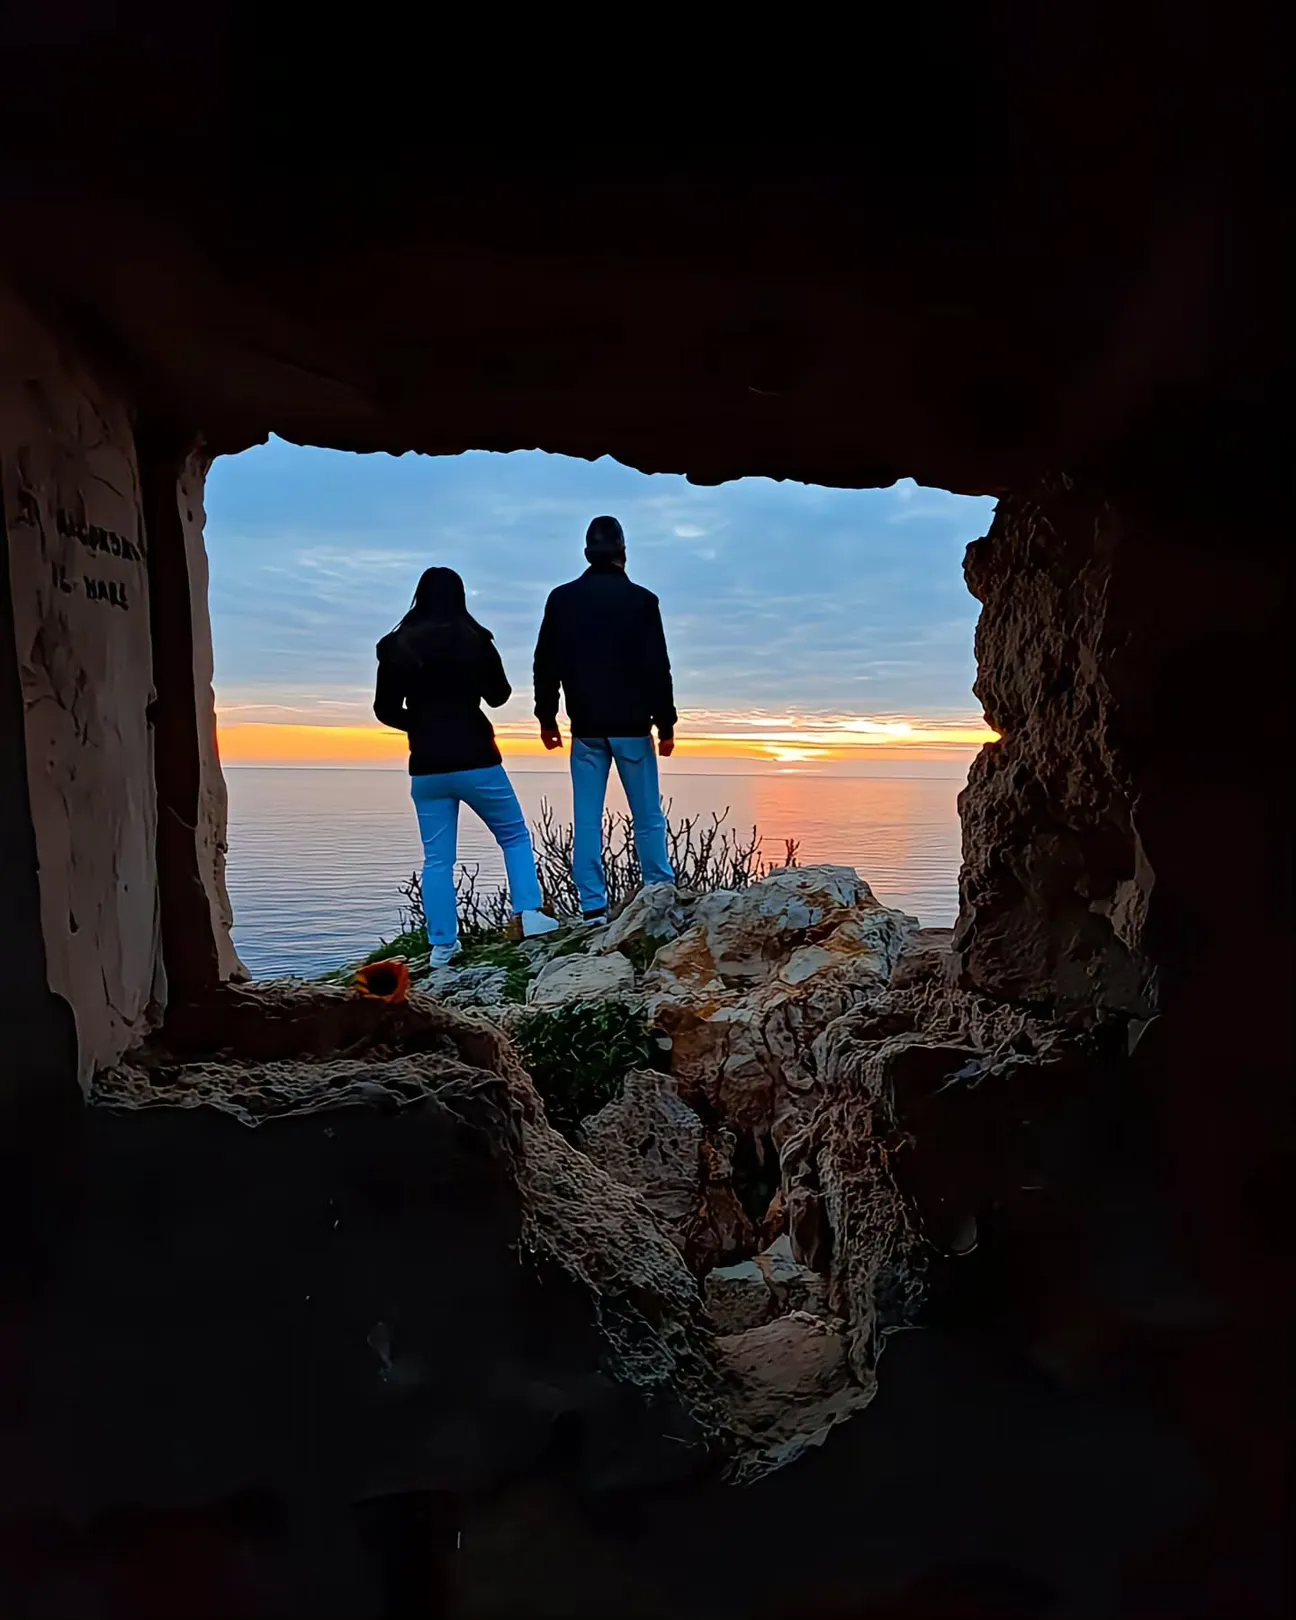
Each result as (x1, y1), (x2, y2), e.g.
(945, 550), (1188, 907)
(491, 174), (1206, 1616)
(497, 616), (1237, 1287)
(373, 658), (410, 731)
(480, 638), (512, 709)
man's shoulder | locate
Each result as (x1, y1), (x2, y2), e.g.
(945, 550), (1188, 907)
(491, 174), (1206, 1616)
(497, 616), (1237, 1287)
(605, 573), (658, 607)
(549, 572), (658, 608)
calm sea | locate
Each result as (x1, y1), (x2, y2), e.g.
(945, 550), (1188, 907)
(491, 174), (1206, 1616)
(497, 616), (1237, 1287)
(225, 766), (968, 979)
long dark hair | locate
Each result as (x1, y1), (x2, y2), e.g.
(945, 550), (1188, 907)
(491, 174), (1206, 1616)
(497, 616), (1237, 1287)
(381, 566), (491, 666)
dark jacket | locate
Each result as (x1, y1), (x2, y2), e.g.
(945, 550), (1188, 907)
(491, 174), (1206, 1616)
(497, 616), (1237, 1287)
(533, 565), (677, 739)
(374, 620), (510, 775)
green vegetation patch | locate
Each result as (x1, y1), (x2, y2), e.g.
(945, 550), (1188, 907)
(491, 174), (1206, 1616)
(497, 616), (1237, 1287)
(514, 1000), (655, 1141)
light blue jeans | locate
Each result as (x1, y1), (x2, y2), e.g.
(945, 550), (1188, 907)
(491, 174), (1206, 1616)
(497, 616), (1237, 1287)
(571, 736), (674, 916)
(411, 766), (542, 946)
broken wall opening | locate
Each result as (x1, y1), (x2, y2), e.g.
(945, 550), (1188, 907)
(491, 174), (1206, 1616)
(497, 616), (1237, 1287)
(1, 289), (1225, 1092)
(200, 438), (995, 983)
(1, 125), (1287, 1601)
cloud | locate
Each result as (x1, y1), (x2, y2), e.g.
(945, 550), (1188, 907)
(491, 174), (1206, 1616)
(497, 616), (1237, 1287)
(205, 442), (996, 733)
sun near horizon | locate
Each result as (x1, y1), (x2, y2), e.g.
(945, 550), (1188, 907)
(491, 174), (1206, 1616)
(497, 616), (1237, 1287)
(215, 713), (999, 770)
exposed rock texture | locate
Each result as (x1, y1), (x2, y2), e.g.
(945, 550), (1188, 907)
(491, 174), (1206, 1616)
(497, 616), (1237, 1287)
(0, 285), (161, 1082)
(890, 926), (956, 992)
(175, 453), (245, 984)
(425, 962), (513, 1009)
(779, 980), (1099, 1379)
(678, 1127), (757, 1277)
(753, 1233), (830, 1318)
(704, 1261), (773, 1334)
(654, 867), (888, 981)
(595, 883), (686, 960)
(782, 1030), (960, 1377)
(646, 867), (914, 1144)
(718, 1314), (871, 1480)
(580, 1068), (703, 1233)
(36, 982), (733, 1521)
(955, 490), (1156, 1016)
(704, 1237), (829, 1335)
(528, 951), (637, 1008)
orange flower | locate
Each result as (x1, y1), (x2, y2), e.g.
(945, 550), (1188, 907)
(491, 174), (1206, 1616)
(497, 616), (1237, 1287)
(353, 958), (411, 1004)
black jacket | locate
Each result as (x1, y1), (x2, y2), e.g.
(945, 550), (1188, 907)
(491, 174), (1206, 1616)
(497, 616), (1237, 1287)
(533, 565), (677, 739)
(374, 621), (510, 775)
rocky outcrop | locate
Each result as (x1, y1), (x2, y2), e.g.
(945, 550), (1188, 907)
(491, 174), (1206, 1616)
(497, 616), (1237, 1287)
(645, 866), (915, 1145)
(718, 1313), (872, 1480)
(594, 882), (686, 960)
(580, 1068), (703, 1234)
(425, 962), (514, 1010)
(45, 981), (733, 1521)
(62, 975), (973, 1519)
(777, 978), (1099, 1379)
(752, 1233), (830, 1317)
(678, 1128), (757, 1277)
(579, 1067), (758, 1281)
(704, 1261), (774, 1334)
(528, 951), (637, 1008)
(781, 1029), (958, 1378)
(704, 1235), (829, 1334)
(890, 926), (956, 991)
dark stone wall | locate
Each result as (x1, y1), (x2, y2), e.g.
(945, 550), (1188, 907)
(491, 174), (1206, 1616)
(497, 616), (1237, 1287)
(955, 486), (1157, 1015)
(139, 434), (245, 1004)
(957, 477), (1291, 1028)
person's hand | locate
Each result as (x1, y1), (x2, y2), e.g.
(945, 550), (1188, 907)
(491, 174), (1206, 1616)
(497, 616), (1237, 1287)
(658, 732), (675, 758)
(540, 725), (563, 752)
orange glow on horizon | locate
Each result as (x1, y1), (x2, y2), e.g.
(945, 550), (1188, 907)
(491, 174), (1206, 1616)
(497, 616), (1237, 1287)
(217, 718), (999, 767)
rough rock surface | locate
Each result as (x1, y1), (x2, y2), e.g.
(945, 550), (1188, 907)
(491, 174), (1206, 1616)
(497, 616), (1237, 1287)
(718, 1313), (871, 1480)
(580, 1068), (703, 1232)
(890, 926), (956, 992)
(704, 1261), (774, 1334)
(595, 883), (687, 960)
(528, 951), (637, 1008)
(645, 866), (915, 1144)
(704, 1236), (829, 1334)
(781, 1032), (951, 1378)
(955, 490), (1157, 1016)
(753, 1233), (830, 1318)
(61, 981), (735, 1519)
(779, 980), (1096, 1379)
(176, 453), (247, 986)
(678, 1128), (757, 1277)
(472, 1000), (533, 1038)
(424, 962), (513, 1009)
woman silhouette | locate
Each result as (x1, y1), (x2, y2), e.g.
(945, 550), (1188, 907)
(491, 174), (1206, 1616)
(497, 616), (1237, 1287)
(375, 567), (558, 964)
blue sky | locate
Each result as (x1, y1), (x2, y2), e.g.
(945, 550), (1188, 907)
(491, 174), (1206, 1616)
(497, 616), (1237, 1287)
(205, 441), (996, 755)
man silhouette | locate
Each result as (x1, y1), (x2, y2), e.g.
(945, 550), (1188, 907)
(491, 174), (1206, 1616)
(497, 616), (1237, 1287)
(534, 515), (676, 923)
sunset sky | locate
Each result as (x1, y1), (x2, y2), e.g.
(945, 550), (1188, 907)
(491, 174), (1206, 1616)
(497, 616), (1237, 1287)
(206, 441), (998, 773)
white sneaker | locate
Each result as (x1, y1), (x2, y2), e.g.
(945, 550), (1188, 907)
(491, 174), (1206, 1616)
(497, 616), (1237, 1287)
(582, 912), (609, 928)
(430, 941), (461, 968)
(520, 909), (560, 939)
